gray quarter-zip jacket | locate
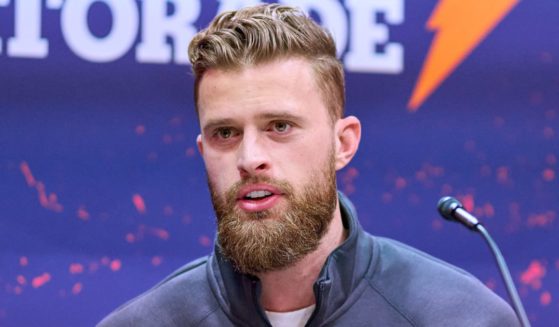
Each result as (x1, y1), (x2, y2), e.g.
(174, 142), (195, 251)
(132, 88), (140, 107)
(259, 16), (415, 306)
(98, 193), (519, 326)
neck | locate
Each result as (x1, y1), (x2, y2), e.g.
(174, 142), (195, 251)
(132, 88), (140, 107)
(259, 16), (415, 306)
(257, 201), (347, 312)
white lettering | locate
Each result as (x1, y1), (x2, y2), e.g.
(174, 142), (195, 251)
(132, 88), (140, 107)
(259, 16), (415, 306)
(345, 0), (404, 74)
(7, 0), (48, 58)
(46, 0), (64, 9)
(61, 0), (138, 62)
(0, 0), (408, 73)
(0, 0), (9, 54)
(136, 0), (201, 64)
(217, 0), (261, 14)
(280, 0), (348, 57)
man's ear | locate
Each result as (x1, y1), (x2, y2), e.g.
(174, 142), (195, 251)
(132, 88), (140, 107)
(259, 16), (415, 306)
(196, 134), (204, 156)
(334, 116), (361, 170)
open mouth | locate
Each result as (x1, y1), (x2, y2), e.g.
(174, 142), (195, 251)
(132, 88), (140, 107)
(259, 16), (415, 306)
(237, 185), (283, 212)
(243, 190), (273, 201)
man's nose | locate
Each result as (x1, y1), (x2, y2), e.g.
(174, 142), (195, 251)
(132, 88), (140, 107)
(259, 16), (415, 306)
(236, 130), (270, 178)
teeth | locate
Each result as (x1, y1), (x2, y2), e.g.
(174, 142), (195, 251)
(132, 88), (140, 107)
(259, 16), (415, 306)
(245, 190), (272, 199)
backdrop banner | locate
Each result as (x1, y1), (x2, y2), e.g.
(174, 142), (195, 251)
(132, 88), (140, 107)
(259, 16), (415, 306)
(0, 1), (557, 326)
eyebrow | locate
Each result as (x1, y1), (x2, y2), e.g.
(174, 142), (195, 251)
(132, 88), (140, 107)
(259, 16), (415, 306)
(256, 112), (304, 122)
(202, 118), (237, 135)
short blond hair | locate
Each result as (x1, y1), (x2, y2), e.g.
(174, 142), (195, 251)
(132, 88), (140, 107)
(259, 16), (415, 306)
(188, 4), (345, 121)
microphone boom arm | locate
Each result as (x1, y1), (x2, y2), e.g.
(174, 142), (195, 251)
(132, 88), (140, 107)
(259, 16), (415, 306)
(476, 224), (530, 327)
(437, 196), (530, 327)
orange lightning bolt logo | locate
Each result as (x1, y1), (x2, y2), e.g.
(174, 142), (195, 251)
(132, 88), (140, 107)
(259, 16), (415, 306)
(408, 0), (519, 111)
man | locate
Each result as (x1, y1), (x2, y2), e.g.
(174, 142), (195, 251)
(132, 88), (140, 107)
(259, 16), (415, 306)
(99, 4), (519, 326)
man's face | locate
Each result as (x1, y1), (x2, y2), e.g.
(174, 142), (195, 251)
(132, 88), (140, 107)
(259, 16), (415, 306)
(197, 58), (339, 274)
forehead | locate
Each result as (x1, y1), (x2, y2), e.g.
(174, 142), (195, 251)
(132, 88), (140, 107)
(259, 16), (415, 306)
(197, 58), (329, 124)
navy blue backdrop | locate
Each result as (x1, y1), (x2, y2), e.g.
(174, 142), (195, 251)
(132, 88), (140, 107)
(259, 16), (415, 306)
(1, 0), (557, 326)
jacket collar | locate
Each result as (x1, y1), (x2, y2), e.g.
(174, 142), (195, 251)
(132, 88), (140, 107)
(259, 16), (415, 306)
(207, 192), (375, 326)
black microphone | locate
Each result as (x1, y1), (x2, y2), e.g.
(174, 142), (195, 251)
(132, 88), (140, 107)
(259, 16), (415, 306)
(437, 196), (530, 327)
(437, 196), (480, 230)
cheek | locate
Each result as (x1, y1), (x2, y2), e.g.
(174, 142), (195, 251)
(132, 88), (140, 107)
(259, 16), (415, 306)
(203, 152), (236, 193)
(281, 134), (334, 175)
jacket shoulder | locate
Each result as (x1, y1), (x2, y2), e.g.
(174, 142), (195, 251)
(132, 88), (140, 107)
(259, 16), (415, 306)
(97, 256), (220, 327)
(367, 236), (520, 326)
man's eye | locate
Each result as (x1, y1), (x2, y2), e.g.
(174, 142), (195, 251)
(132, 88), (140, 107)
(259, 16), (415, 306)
(216, 128), (234, 139)
(272, 122), (291, 133)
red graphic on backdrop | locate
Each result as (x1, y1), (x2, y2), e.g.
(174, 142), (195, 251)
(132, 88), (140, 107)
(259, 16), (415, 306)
(20, 161), (64, 212)
(408, 0), (519, 111)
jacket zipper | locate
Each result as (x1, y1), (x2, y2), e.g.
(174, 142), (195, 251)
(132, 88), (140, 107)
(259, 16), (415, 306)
(305, 281), (324, 327)
(251, 279), (272, 327)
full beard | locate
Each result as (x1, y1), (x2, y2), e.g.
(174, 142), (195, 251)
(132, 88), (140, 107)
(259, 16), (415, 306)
(209, 158), (337, 275)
